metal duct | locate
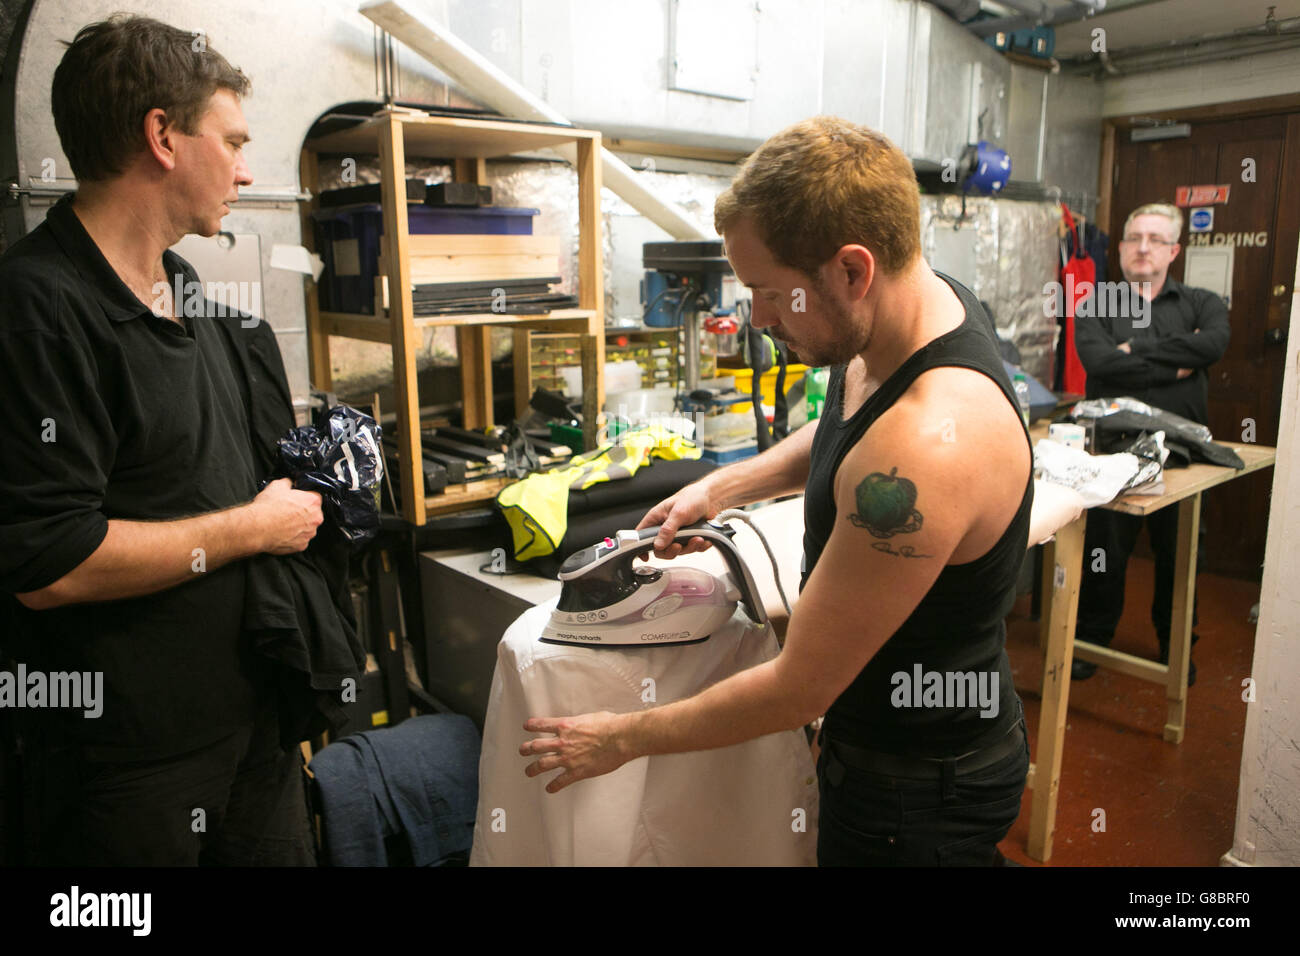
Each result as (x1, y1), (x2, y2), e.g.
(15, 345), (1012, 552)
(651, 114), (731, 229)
(360, 0), (710, 240)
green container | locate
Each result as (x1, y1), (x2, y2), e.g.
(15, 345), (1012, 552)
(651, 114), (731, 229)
(548, 422), (583, 451)
(806, 366), (830, 421)
(548, 420), (627, 452)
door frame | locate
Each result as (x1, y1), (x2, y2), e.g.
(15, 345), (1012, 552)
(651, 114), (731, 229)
(1097, 92), (1300, 233)
(1094, 92), (1300, 579)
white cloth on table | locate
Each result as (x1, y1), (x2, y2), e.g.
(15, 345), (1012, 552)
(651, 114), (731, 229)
(470, 599), (818, 866)
(1033, 438), (1141, 508)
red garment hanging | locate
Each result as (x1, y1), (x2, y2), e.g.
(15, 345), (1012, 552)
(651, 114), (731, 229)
(1059, 204), (1093, 395)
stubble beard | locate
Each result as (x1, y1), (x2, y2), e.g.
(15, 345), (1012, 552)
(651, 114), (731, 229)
(795, 291), (869, 368)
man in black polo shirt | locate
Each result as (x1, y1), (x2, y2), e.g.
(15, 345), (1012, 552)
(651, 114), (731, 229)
(1072, 202), (1231, 682)
(0, 15), (324, 864)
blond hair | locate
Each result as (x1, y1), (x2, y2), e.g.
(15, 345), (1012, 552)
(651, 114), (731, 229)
(714, 116), (921, 278)
(1124, 203), (1183, 243)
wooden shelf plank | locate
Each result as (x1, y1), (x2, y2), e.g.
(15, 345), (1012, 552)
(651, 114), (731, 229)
(307, 112), (597, 159)
(424, 476), (512, 516)
(321, 309), (599, 342)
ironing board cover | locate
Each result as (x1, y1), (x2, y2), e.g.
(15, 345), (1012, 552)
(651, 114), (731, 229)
(470, 600), (818, 866)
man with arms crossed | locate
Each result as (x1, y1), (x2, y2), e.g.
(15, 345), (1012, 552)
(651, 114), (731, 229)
(519, 117), (1034, 866)
(0, 16), (322, 865)
(1071, 203), (1229, 684)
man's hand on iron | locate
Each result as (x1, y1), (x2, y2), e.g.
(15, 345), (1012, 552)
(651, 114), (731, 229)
(635, 483), (715, 559)
(521, 712), (632, 793)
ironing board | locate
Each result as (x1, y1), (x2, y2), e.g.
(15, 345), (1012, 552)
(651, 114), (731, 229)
(470, 600), (819, 866)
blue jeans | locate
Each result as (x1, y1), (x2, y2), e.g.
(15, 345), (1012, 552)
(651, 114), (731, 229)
(816, 712), (1030, 867)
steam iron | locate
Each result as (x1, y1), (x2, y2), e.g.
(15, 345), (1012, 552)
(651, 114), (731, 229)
(540, 519), (770, 647)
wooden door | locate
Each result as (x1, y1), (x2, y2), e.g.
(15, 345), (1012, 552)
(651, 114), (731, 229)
(1108, 111), (1299, 579)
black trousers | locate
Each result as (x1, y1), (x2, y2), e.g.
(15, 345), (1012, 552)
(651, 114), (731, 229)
(815, 711), (1030, 866)
(1077, 506), (1204, 649)
(30, 701), (316, 866)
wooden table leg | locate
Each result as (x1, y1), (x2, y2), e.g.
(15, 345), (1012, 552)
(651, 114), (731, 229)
(1163, 494), (1200, 744)
(1027, 514), (1086, 862)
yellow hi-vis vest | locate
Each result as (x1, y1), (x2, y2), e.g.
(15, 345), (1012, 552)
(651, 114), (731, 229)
(496, 425), (701, 561)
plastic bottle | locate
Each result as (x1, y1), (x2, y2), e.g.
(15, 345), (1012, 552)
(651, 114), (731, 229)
(806, 367), (830, 421)
(1013, 372), (1031, 429)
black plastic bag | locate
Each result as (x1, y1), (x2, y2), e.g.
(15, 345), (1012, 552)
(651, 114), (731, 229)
(275, 405), (384, 545)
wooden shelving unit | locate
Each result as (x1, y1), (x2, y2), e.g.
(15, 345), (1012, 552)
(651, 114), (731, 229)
(301, 110), (605, 525)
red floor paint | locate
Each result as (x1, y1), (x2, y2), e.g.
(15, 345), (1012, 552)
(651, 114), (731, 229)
(998, 557), (1258, 866)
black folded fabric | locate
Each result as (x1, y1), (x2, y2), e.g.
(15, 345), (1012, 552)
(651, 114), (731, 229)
(1076, 408), (1244, 469)
(567, 457), (716, 515)
(243, 543), (365, 749)
(213, 313), (365, 749)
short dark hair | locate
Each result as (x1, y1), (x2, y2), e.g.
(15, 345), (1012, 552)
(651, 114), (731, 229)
(715, 115), (921, 277)
(51, 14), (251, 182)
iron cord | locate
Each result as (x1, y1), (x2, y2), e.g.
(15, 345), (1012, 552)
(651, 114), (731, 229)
(713, 508), (792, 616)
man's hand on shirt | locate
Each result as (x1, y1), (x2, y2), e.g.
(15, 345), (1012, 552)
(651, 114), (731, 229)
(1116, 341), (1132, 354)
(1176, 367), (1193, 379)
(520, 712), (633, 793)
(250, 478), (324, 554)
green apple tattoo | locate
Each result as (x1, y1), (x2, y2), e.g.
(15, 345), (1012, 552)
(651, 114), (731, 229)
(848, 467), (924, 539)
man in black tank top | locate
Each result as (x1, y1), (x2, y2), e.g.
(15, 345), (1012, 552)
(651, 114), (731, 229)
(519, 117), (1033, 866)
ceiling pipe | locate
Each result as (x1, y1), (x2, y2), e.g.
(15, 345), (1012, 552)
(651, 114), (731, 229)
(359, 0), (711, 241)
(961, 0), (1108, 38)
(1090, 36), (1300, 76)
(1062, 14), (1300, 76)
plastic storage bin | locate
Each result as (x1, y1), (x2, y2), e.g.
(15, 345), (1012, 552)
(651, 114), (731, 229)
(730, 364), (808, 414)
(312, 203), (539, 314)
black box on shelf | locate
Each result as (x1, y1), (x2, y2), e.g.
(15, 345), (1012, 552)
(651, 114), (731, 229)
(319, 179), (430, 207)
(426, 181), (493, 206)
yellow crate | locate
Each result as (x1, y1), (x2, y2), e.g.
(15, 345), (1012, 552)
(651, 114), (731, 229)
(730, 364), (808, 414)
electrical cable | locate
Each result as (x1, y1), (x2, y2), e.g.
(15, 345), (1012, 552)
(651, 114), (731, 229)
(713, 508), (792, 617)
(642, 285), (675, 320)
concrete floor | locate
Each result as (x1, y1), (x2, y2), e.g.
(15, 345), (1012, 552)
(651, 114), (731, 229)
(998, 556), (1259, 866)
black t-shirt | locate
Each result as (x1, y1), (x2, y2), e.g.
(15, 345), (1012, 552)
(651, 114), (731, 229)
(800, 273), (1032, 757)
(1073, 276), (1230, 425)
(0, 193), (264, 759)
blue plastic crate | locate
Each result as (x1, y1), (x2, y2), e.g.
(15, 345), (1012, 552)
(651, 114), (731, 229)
(312, 203), (539, 314)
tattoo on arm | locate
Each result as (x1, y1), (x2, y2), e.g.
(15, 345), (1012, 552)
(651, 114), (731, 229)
(846, 467), (928, 555)
(871, 541), (932, 559)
